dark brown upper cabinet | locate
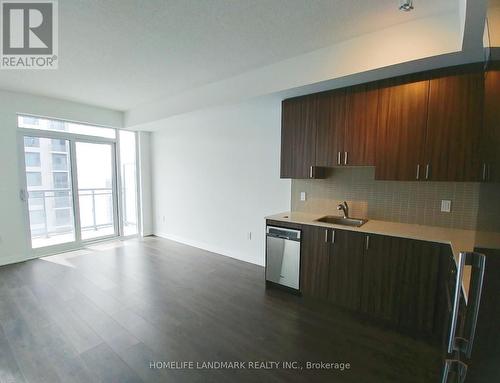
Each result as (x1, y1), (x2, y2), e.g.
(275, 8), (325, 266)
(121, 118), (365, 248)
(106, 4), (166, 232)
(280, 95), (319, 179)
(483, 68), (500, 183)
(375, 78), (429, 181)
(343, 83), (379, 166)
(425, 71), (484, 182)
(315, 85), (378, 167)
(281, 64), (492, 182)
(316, 90), (346, 167)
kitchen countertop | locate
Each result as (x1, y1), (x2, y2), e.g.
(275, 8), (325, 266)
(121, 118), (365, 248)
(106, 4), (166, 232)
(265, 211), (495, 302)
(266, 211), (478, 257)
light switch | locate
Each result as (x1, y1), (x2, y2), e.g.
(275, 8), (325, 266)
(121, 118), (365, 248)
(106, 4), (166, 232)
(441, 200), (452, 213)
(300, 192), (306, 201)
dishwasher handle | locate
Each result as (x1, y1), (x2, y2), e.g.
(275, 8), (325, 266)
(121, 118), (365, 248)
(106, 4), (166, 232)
(266, 226), (301, 241)
(267, 233), (292, 240)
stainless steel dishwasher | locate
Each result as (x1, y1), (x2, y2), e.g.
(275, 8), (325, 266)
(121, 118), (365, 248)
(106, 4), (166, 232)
(265, 226), (301, 291)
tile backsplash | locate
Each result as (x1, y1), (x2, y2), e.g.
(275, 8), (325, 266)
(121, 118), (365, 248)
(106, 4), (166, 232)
(476, 182), (500, 232)
(291, 167), (481, 230)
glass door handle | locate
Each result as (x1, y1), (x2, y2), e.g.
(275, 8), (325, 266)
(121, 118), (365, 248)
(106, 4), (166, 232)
(19, 189), (27, 201)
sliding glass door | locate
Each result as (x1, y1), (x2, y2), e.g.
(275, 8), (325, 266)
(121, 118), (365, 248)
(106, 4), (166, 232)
(21, 132), (120, 251)
(75, 141), (117, 240)
(19, 115), (139, 253)
(22, 136), (77, 248)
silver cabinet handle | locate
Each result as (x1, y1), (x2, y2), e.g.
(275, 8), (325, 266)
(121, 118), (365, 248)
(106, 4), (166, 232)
(365, 235), (370, 250)
(337, 152), (342, 165)
(482, 163), (488, 182)
(324, 229), (329, 243)
(344, 152), (348, 165)
(331, 229), (335, 244)
(416, 164), (420, 180)
(309, 166), (313, 178)
(425, 164), (430, 180)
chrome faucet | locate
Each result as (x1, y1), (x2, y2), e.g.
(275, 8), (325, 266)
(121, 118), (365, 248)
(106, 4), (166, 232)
(337, 201), (349, 219)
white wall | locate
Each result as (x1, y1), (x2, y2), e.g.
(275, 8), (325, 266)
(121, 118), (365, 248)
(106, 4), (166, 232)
(151, 96), (290, 266)
(0, 89), (123, 266)
(127, 11), (463, 128)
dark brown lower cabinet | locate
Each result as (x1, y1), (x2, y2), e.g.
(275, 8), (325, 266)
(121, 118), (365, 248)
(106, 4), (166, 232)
(361, 235), (443, 336)
(396, 239), (442, 335)
(327, 229), (365, 310)
(299, 223), (451, 339)
(301, 226), (365, 308)
(360, 234), (402, 325)
(300, 225), (330, 300)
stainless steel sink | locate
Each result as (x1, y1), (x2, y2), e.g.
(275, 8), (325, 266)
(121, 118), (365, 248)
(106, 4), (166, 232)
(315, 216), (367, 227)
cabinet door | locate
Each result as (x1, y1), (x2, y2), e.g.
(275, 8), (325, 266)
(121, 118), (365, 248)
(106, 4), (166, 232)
(280, 95), (318, 178)
(315, 90), (346, 167)
(483, 69), (500, 183)
(360, 234), (401, 324)
(327, 229), (365, 310)
(361, 235), (441, 335)
(375, 79), (429, 180)
(300, 225), (330, 300)
(344, 84), (379, 166)
(425, 71), (484, 181)
(397, 239), (441, 335)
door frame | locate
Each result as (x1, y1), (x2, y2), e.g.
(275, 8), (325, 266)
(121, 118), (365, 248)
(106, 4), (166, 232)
(73, 138), (120, 243)
(17, 127), (129, 256)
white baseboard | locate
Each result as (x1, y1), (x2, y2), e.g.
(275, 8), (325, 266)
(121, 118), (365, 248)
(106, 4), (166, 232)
(0, 253), (41, 267)
(153, 231), (265, 267)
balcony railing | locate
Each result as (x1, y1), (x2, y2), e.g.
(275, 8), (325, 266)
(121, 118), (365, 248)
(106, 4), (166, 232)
(28, 188), (114, 238)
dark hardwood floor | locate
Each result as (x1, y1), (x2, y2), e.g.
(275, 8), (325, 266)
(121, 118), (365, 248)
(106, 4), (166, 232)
(0, 237), (442, 382)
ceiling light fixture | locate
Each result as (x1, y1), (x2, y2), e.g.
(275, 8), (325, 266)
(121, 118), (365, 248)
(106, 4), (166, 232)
(399, 0), (414, 12)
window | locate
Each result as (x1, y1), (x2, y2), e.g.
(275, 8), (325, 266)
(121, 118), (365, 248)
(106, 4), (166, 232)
(52, 153), (68, 171)
(49, 120), (65, 131)
(28, 191), (44, 209)
(18, 115), (116, 139)
(51, 139), (68, 152)
(22, 116), (39, 126)
(24, 137), (40, 147)
(25, 152), (41, 167)
(29, 210), (45, 225)
(26, 172), (42, 187)
(53, 173), (69, 189)
(55, 209), (72, 227)
(119, 130), (138, 236)
(54, 191), (71, 208)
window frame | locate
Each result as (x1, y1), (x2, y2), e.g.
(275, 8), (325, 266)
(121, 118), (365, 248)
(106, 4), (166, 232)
(17, 114), (141, 256)
(18, 114), (117, 139)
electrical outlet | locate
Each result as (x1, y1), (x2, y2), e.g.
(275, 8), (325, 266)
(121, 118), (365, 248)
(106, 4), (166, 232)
(441, 200), (452, 213)
(300, 192), (306, 201)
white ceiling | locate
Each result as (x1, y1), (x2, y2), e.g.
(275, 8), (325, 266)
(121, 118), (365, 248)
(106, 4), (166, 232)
(0, 0), (459, 111)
